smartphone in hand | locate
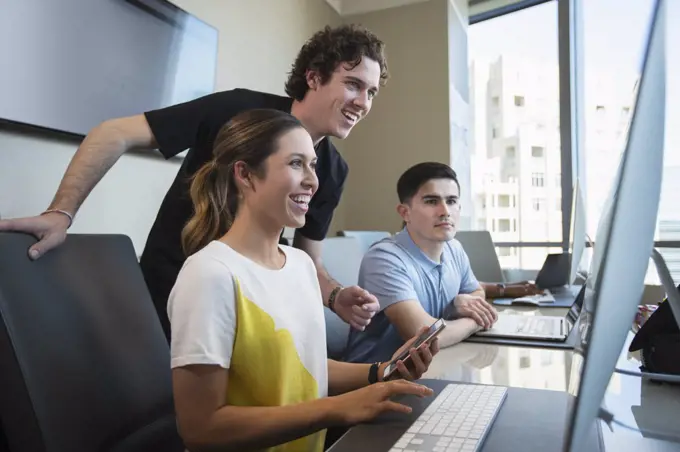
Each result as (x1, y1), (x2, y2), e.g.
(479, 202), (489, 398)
(383, 318), (446, 380)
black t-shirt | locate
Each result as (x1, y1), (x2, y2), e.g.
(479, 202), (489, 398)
(138, 88), (348, 332)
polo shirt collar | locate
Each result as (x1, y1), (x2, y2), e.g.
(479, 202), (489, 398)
(394, 227), (450, 272)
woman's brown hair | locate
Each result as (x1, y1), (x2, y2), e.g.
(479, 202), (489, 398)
(181, 109), (303, 256)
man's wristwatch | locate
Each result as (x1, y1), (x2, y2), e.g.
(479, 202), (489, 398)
(497, 283), (505, 297)
(368, 362), (381, 384)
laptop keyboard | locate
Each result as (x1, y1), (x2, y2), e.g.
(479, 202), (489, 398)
(516, 317), (558, 336)
(388, 383), (507, 452)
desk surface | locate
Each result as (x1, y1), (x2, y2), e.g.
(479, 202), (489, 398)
(335, 304), (680, 451)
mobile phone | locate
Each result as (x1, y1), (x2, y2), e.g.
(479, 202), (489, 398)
(383, 318), (446, 380)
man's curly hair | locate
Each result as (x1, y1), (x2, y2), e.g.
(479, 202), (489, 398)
(284, 24), (389, 101)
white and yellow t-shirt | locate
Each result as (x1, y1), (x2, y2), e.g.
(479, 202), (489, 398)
(168, 240), (329, 452)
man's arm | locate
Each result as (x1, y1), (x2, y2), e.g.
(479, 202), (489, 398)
(384, 300), (481, 350)
(293, 232), (379, 330)
(481, 282), (542, 298)
(469, 285), (486, 300)
(0, 92), (227, 259)
(0, 115), (157, 259)
(49, 115), (157, 215)
(292, 232), (339, 306)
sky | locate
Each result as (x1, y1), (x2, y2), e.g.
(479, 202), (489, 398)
(468, 0), (678, 164)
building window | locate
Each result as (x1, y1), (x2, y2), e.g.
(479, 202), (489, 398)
(531, 146), (544, 158)
(498, 195), (511, 207)
(532, 172), (545, 187)
(469, 0), (563, 263)
(499, 219), (511, 232)
(498, 247), (516, 257)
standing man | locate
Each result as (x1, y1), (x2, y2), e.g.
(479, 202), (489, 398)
(0, 24), (385, 339)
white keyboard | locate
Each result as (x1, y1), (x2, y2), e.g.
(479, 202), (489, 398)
(388, 384), (507, 452)
(517, 317), (561, 336)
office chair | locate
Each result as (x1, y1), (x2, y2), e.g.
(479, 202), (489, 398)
(454, 231), (505, 283)
(337, 230), (391, 255)
(321, 237), (365, 359)
(0, 232), (184, 452)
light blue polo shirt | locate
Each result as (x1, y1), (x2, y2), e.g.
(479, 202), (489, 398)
(344, 228), (480, 363)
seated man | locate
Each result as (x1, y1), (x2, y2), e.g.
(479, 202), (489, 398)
(344, 162), (498, 364)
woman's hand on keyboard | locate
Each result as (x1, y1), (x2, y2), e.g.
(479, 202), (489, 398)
(328, 380), (434, 425)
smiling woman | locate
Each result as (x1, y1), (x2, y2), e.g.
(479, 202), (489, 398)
(167, 108), (440, 452)
(181, 109), (314, 256)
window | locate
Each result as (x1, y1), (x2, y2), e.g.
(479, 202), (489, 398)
(469, 1), (562, 271)
(531, 146), (544, 157)
(532, 172), (545, 187)
(498, 194), (511, 207)
(583, 0), (679, 283)
(532, 198), (546, 212)
(497, 247), (517, 257)
(498, 219), (511, 232)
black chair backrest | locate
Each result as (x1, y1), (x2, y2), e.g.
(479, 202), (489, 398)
(0, 232), (184, 452)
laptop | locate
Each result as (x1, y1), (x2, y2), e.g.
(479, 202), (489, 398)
(476, 284), (585, 341)
(506, 253), (576, 305)
(536, 253), (571, 292)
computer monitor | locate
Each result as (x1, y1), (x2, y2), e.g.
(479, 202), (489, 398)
(567, 178), (586, 286)
(563, 1), (667, 451)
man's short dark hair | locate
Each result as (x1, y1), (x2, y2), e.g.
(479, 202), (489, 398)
(284, 24), (389, 101)
(397, 162), (460, 204)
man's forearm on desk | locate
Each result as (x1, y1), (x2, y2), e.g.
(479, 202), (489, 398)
(438, 318), (481, 349)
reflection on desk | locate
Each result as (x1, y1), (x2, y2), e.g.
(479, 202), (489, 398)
(423, 341), (571, 392)
(424, 304), (573, 390)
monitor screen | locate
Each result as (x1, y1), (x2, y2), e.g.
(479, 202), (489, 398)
(563, 1), (667, 450)
(0, 0), (218, 137)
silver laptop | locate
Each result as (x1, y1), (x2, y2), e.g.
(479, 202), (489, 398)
(476, 285), (585, 341)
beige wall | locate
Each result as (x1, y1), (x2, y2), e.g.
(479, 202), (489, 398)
(335, 0), (453, 234)
(0, 1), (340, 255)
(172, 0), (341, 93)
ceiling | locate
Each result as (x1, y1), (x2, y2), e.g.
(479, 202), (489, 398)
(324, 0), (431, 17)
(324, 0), (527, 17)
